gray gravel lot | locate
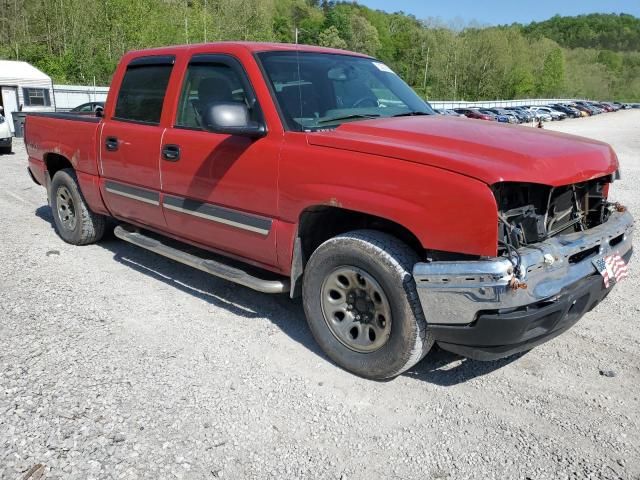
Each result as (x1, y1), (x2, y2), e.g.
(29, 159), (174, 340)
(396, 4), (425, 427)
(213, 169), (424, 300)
(1, 110), (639, 480)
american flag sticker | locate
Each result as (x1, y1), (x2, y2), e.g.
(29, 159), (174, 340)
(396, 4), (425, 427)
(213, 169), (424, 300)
(592, 254), (629, 288)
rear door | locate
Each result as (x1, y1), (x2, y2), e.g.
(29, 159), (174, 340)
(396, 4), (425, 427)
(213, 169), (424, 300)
(159, 54), (279, 267)
(99, 55), (174, 228)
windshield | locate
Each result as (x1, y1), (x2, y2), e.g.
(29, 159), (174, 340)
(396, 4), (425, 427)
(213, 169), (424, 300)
(258, 51), (434, 131)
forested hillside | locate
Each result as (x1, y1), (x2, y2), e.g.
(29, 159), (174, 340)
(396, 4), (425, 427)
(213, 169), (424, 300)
(0, 1), (638, 101)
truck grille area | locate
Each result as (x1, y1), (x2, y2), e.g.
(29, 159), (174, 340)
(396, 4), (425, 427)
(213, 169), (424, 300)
(493, 176), (614, 253)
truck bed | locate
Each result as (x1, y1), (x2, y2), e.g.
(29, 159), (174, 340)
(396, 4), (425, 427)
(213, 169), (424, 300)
(25, 112), (103, 179)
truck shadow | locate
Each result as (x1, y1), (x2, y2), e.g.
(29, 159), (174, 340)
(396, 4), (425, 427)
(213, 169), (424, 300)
(35, 204), (526, 387)
(406, 348), (526, 386)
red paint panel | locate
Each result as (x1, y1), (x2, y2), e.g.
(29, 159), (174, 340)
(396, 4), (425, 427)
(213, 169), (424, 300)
(27, 157), (46, 186)
(25, 115), (101, 175)
(160, 129), (280, 267)
(99, 121), (166, 228)
(308, 116), (618, 187)
(76, 171), (110, 216)
(278, 132), (499, 258)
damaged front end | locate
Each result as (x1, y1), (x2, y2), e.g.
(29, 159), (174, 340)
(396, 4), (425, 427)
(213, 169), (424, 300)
(412, 173), (634, 360)
(494, 174), (619, 253)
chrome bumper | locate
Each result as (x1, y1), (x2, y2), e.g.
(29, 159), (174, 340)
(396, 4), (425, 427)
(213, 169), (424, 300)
(413, 211), (634, 325)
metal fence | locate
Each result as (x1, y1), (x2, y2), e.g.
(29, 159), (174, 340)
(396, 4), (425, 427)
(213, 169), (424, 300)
(428, 98), (589, 110)
(53, 84), (109, 111)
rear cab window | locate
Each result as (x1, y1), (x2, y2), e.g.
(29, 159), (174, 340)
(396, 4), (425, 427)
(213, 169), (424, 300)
(113, 56), (175, 124)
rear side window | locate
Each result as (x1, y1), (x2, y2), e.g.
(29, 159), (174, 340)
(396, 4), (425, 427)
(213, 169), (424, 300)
(114, 62), (173, 124)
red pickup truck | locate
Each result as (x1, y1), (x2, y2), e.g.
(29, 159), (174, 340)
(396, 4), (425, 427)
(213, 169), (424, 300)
(25, 42), (633, 379)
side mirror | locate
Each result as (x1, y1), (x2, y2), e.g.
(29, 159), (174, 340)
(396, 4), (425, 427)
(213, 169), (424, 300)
(202, 102), (266, 138)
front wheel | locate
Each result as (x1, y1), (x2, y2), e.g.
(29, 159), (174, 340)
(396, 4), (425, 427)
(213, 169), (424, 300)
(302, 230), (434, 380)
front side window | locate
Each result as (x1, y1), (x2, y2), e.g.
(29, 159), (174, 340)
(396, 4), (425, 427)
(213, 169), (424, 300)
(258, 52), (434, 131)
(114, 62), (173, 124)
(23, 88), (51, 107)
(175, 61), (255, 129)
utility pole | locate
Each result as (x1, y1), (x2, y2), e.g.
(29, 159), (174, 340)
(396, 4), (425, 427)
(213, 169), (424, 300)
(295, 27), (299, 44)
(422, 46), (430, 93)
(203, 0), (207, 42)
(184, 0), (189, 44)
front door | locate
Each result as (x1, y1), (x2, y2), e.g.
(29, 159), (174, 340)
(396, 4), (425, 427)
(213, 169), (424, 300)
(160, 54), (279, 267)
(99, 56), (175, 229)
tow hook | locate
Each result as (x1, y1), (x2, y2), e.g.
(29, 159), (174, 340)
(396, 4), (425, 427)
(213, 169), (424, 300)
(508, 277), (528, 290)
(613, 202), (627, 213)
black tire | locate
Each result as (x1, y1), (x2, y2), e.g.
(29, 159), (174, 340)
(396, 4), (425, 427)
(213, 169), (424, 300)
(49, 168), (106, 245)
(302, 230), (434, 380)
(0, 146), (10, 155)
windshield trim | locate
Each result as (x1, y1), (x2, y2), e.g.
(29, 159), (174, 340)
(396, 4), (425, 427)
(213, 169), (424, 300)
(254, 50), (432, 133)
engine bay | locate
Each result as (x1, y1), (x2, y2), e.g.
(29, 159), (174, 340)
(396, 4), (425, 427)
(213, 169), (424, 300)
(493, 175), (617, 255)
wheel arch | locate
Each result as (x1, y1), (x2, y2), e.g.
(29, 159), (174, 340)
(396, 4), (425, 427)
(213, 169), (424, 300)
(289, 205), (425, 298)
(44, 152), (74, 179)
(43, 152), (110, 217)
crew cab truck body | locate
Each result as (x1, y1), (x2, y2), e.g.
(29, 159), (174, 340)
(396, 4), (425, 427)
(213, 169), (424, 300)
(25, 42), (634, 379)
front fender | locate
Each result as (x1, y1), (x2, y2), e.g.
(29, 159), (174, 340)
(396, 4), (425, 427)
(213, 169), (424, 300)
(279, 142), (498, 257)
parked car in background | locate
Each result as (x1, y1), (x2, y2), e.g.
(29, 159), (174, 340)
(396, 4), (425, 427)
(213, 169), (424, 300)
(569, 103), (592, 116)
(576, 101), (602, 114)
(559, 103), (588, 117)
(530, 106), (565, 121)
(595, 102), (613, 112)
(525, 107), (553, 122)
(505, 107), (534, 122)
(484, 108), (519, 124)
(435, 108), (465, 117)
(476, 109), (509, 123)
(547, 104), (581, 118)
(454, 108), (493, 120)
(70, 102), (105, 115)
(0, 113), (12, 154)
(601, 102), (621, 112)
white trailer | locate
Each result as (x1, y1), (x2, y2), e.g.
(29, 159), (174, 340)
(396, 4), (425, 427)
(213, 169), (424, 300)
(0, 60), (55, 134)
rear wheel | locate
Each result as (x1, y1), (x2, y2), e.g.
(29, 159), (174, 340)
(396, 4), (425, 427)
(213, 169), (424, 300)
(49, 168), (106, 245)
(302, 230), (434, 380)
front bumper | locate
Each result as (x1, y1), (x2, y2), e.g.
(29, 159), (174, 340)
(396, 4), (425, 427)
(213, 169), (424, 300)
(413, 210), (634, 360)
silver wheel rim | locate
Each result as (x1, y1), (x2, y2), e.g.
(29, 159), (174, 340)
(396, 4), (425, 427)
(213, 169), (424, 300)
(56, 185), (77, 231)
(320, 266), (392, 353)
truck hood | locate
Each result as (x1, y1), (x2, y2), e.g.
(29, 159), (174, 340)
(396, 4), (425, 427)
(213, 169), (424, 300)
(306, 116), (618, 186)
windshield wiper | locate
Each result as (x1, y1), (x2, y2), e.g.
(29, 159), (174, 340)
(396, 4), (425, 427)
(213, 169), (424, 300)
(391, 111), (431, 117)
(315, 113), (381, 125)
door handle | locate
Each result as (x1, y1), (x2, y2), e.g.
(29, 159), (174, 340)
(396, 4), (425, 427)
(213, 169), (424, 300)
(105, 136), (119, 151)
(162, 144), (181, 162)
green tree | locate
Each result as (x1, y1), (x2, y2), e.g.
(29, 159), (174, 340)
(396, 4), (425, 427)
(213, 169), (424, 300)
(318, 26), (347, 49)
(348, 15), (381, 56)
(538, 47), (565, 95)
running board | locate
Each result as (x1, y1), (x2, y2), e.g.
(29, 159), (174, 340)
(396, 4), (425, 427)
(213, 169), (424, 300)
(113, 225), (290, 294)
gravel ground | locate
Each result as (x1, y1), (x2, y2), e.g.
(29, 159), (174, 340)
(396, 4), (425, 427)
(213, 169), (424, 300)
(1, 110), (639, 480)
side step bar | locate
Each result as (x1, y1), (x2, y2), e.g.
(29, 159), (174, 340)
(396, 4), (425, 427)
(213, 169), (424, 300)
(114, 225), (290, 294)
